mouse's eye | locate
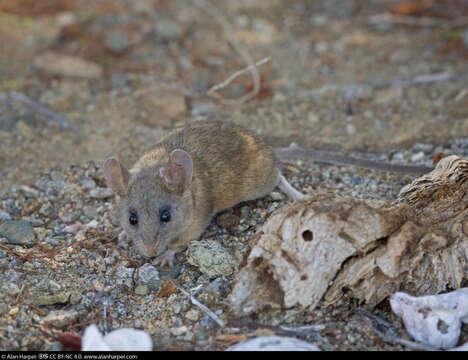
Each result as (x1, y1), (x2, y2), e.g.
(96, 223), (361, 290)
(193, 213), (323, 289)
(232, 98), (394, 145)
(129, 211), (138, 226)
(160, 209), (171, 223)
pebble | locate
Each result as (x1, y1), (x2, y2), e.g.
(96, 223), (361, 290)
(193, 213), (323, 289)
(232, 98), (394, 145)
(155, 18), (183, 41)
(29, 293), (70, 306)
(0, 220), (36, 246)
(33, 52), (103, 79)
(41, 310), (83, 327)
(186, 239), (238, 277)
(135, 284), (149, 296)
(114, 266), (135, 291)
(170, 325), (188, 336)
(269, 191), (285, 201)
(105, 30), (131, 53)
(410, 151), (425, 162)
(206, 277), (230, 298)
(0, 210), (11, 221)
(89, 187), (114, 200)
(185, 309), (200, 322)
(137, 263), (160, 291)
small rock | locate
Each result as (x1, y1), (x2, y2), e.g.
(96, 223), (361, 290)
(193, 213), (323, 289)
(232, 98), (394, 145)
(29, 293), (70, 306)
(269, 192), (284, 201)
(105, 30), (131, 53)
(206, 277), (230, 298)
(185, 309), (200, 322)
(47, 280), (62, 292)
(0, 220), (36, 246)
(85, 220), (99, 229)
(41, 341), (64, 351)
(89, 187), (114, 200)
(412, 143), (434, 154)
(410, 151), (425, 162)
(186, 239), (237, 277)
(170, 326), (188, 336)
(0, 210), (11, 221)
(114, 266), (135, 291)
(155, 18), (183, 41)
(33, 51), (103, 79)
(134, 284), (149, 296)
(137, 263), (160, 291)
(41, 310), (82, 328)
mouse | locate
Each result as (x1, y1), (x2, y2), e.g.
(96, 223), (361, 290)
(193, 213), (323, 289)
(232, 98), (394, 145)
(103, 120), (304, 266)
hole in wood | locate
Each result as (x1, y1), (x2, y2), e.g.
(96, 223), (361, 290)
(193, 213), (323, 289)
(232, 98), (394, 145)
(302, 230), (313, 242)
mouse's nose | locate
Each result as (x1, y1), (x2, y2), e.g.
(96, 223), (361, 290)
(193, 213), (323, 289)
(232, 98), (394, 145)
(136, 233), (158, 257)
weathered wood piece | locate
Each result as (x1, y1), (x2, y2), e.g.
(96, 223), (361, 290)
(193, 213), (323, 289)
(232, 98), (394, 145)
(229, 156), (468, 315)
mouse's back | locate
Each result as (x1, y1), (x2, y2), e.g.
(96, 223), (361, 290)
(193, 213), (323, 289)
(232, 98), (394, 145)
(135, 120), (279, 212)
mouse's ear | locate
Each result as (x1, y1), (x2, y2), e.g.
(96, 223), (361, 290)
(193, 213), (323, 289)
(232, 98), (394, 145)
(160, 149), (193, 194)
(103, 157), (131, 196)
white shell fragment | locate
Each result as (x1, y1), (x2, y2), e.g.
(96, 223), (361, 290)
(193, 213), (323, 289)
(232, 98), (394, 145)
(390, 289), (468, 349)
(82, 324), (153, 351)
(226, 336), (320, 351)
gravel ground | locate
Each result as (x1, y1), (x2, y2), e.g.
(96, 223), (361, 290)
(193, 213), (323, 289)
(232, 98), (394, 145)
(0, 140), (467, 351)
(1, 0), (468, 351)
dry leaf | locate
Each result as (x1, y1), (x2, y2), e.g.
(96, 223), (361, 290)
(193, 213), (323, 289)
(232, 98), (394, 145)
(157, 281), (179, 298)
(56, 333), (82, 351)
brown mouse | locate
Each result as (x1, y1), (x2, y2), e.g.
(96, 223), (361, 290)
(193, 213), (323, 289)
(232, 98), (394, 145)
(103, 120), (303, 266)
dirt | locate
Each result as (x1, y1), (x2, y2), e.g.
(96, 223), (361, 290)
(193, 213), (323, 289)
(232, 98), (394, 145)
(0, 0), (468, 351)
(0, 0), (467, 191)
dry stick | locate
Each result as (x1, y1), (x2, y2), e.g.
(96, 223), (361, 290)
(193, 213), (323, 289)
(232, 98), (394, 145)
(371, 326), (440, 351)
(177, 285), (225, 328)
(6, 91), (76, 131)
(193, 0), (261, 105)
(207, 56), (272, 96)
(357, 308), (440, 351)
(369, 13), (468, 29)
(390, 72), (457, 87)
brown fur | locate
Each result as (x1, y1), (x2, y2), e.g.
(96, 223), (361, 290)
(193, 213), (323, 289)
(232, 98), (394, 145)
(105, 120), (280, 262)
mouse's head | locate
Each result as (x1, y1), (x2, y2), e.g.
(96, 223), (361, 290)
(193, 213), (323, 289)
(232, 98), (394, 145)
(103, 149), (193, 258)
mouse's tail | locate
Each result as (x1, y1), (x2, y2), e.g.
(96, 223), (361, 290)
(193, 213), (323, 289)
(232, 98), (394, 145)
(273, 143), (433, 175)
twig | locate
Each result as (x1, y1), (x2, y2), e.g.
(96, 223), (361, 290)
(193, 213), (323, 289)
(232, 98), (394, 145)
(369, 13), (468, 29)
(27, 303), (46, 316)
(357, 307), (440, 351)
(5, 91), (76, 131)
(279, 324), (327, 332)
(356, 307), (396, 331)
(207, 56), (271, 95)
(371, 326), (441, 351)
(177, 285), (225, 328)
(193, 0), (261, 105)
(390, 72), (457, 87)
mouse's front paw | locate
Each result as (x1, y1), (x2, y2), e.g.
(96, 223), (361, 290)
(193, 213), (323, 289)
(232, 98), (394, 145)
(152, 248), (176, 267)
